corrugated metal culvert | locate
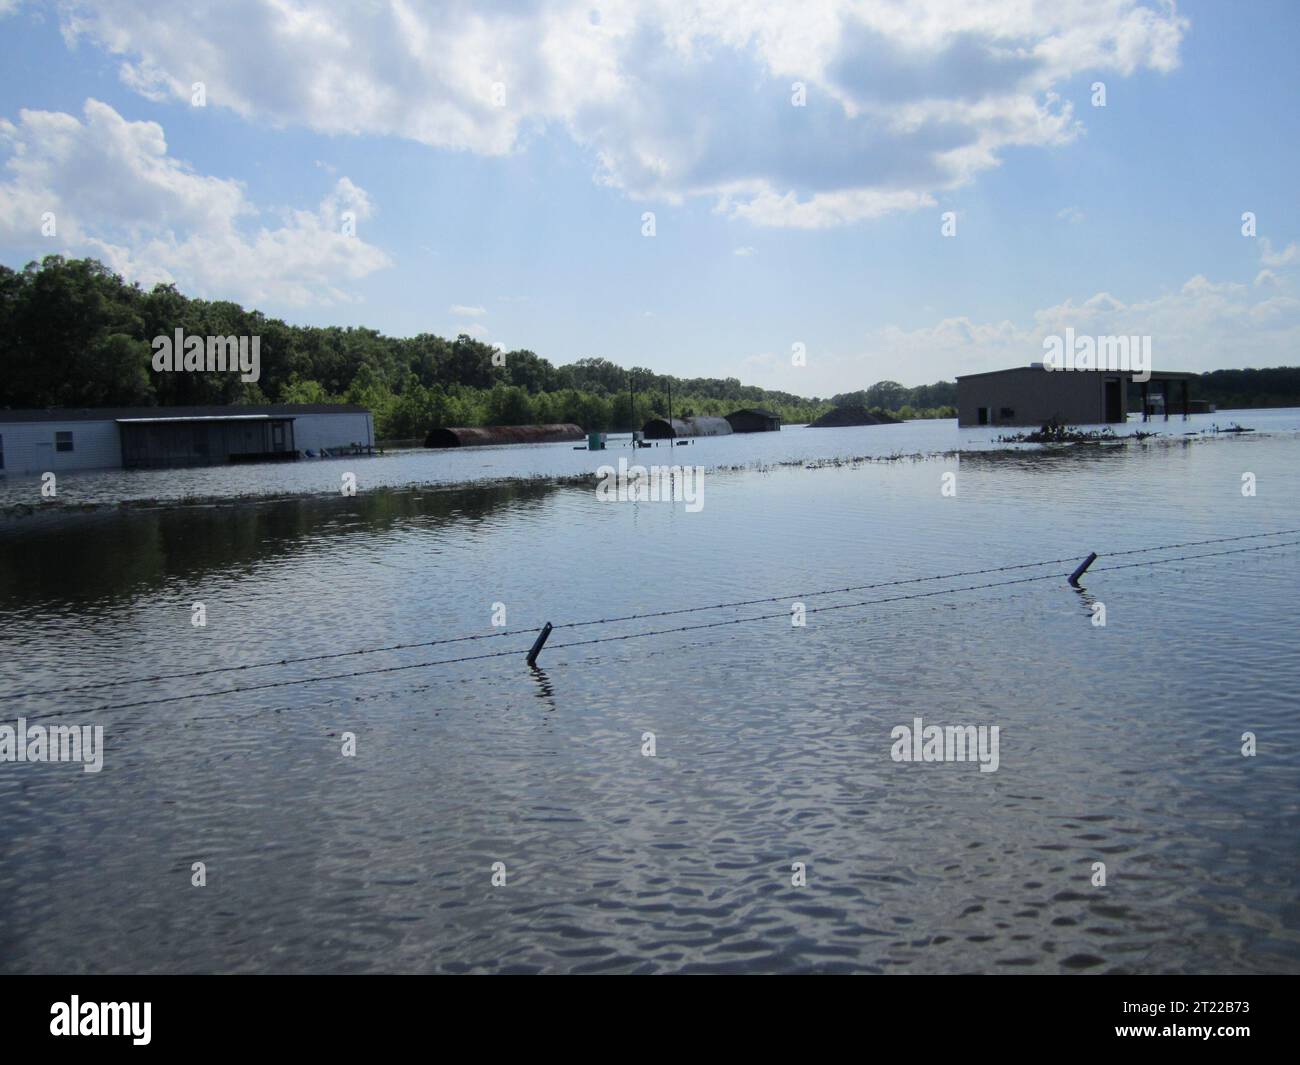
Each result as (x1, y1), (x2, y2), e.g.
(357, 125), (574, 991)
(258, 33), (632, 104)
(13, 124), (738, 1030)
(641, 416), (733, 439)
(424, 423), (585, 448)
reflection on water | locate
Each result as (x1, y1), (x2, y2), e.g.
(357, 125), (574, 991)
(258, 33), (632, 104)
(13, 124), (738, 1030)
(0, 478), (571, 606)
(1, 416), (1298, 973)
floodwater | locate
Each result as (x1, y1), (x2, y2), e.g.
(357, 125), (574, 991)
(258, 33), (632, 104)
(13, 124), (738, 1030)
(4, 407), (1298, 509)
(1, 413), (1298, 973)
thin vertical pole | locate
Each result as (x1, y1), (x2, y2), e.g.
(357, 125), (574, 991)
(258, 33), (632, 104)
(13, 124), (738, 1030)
(526, 622), (553, 667)
(1069, 552), (1098, 586)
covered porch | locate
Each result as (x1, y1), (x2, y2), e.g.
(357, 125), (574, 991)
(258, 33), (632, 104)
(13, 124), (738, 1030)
(117, 415), (297, 469)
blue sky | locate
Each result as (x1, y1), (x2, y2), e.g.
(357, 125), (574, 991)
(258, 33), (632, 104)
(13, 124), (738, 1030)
(1, 1), (1296, 396)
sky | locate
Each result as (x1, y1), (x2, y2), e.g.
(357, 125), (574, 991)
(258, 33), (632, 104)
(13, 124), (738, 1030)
(0, 0), (1297, 397)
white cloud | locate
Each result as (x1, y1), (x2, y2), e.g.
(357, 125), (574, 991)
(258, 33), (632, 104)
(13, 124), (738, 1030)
(449, 304), (487, 317)
(722, 187), (936, 229)
(741, 268), (1300, 394)
(0, 99), (390, 305)
(56, 0), (1188, 228)
(733, 245), (756, 256)
(1259, 237), (1298, 268)
(1057, 205), (1085, 224)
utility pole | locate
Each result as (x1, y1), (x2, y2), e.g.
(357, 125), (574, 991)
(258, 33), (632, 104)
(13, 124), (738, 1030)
(628, 371), (635, 437)
(667, 377), (672, 435)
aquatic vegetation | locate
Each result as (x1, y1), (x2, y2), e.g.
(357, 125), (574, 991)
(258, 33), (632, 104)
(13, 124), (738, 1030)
(996, 421), (1159, 444)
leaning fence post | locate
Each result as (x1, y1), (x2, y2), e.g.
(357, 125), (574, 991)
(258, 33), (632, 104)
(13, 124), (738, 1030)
(1068, 552), (1098, 586)
(526, 622), (553, 667)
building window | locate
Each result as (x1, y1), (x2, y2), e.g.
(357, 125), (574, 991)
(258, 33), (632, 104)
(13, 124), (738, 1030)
(999, 407), (1015, 421)
(55, 431), (74, 452)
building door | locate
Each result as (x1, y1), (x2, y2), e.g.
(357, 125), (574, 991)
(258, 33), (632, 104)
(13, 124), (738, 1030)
(977, 407), (989, 426)
(1104, 378), (1122, 422)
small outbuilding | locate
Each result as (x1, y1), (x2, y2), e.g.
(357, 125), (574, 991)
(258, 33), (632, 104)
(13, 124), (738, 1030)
(725, 408), (781, 433)
(642, 416), (734, 439)
(424, 423), (585, 448)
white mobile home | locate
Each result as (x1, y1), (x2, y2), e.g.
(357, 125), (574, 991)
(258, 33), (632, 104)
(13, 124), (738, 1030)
(0, 404), (374, 475)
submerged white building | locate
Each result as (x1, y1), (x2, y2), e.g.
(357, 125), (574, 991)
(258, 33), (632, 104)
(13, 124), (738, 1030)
(0, 404), (374, 475)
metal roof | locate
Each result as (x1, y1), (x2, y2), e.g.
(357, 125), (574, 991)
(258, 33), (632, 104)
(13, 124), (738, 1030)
(0, 404), (369, 423)
(116, 414), (292, 423)
(956, 366), (1197, 381)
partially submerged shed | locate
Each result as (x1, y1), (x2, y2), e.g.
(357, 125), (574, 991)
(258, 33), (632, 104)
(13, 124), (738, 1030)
(642, 416), (734, 439)
(424, 423), (584, 448)
(725, 408), (781, 433)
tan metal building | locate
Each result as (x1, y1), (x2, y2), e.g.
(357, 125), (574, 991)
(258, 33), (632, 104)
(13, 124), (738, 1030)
(956, 365), (1198, 427)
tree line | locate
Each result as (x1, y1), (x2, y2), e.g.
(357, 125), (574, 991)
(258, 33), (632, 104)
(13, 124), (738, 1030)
(0, 256), (837, 437)
(0, 256), (955, 437)
(7, 256), (1288, 440)
(1195, 367), (1300, 410)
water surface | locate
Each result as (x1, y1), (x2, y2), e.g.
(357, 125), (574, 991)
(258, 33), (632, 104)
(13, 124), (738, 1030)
(5, 408), (1297, 509)
(1, 415), (1298, 973)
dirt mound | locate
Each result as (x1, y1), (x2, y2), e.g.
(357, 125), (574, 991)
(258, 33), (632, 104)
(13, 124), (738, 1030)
(807, 405), (902, 428)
